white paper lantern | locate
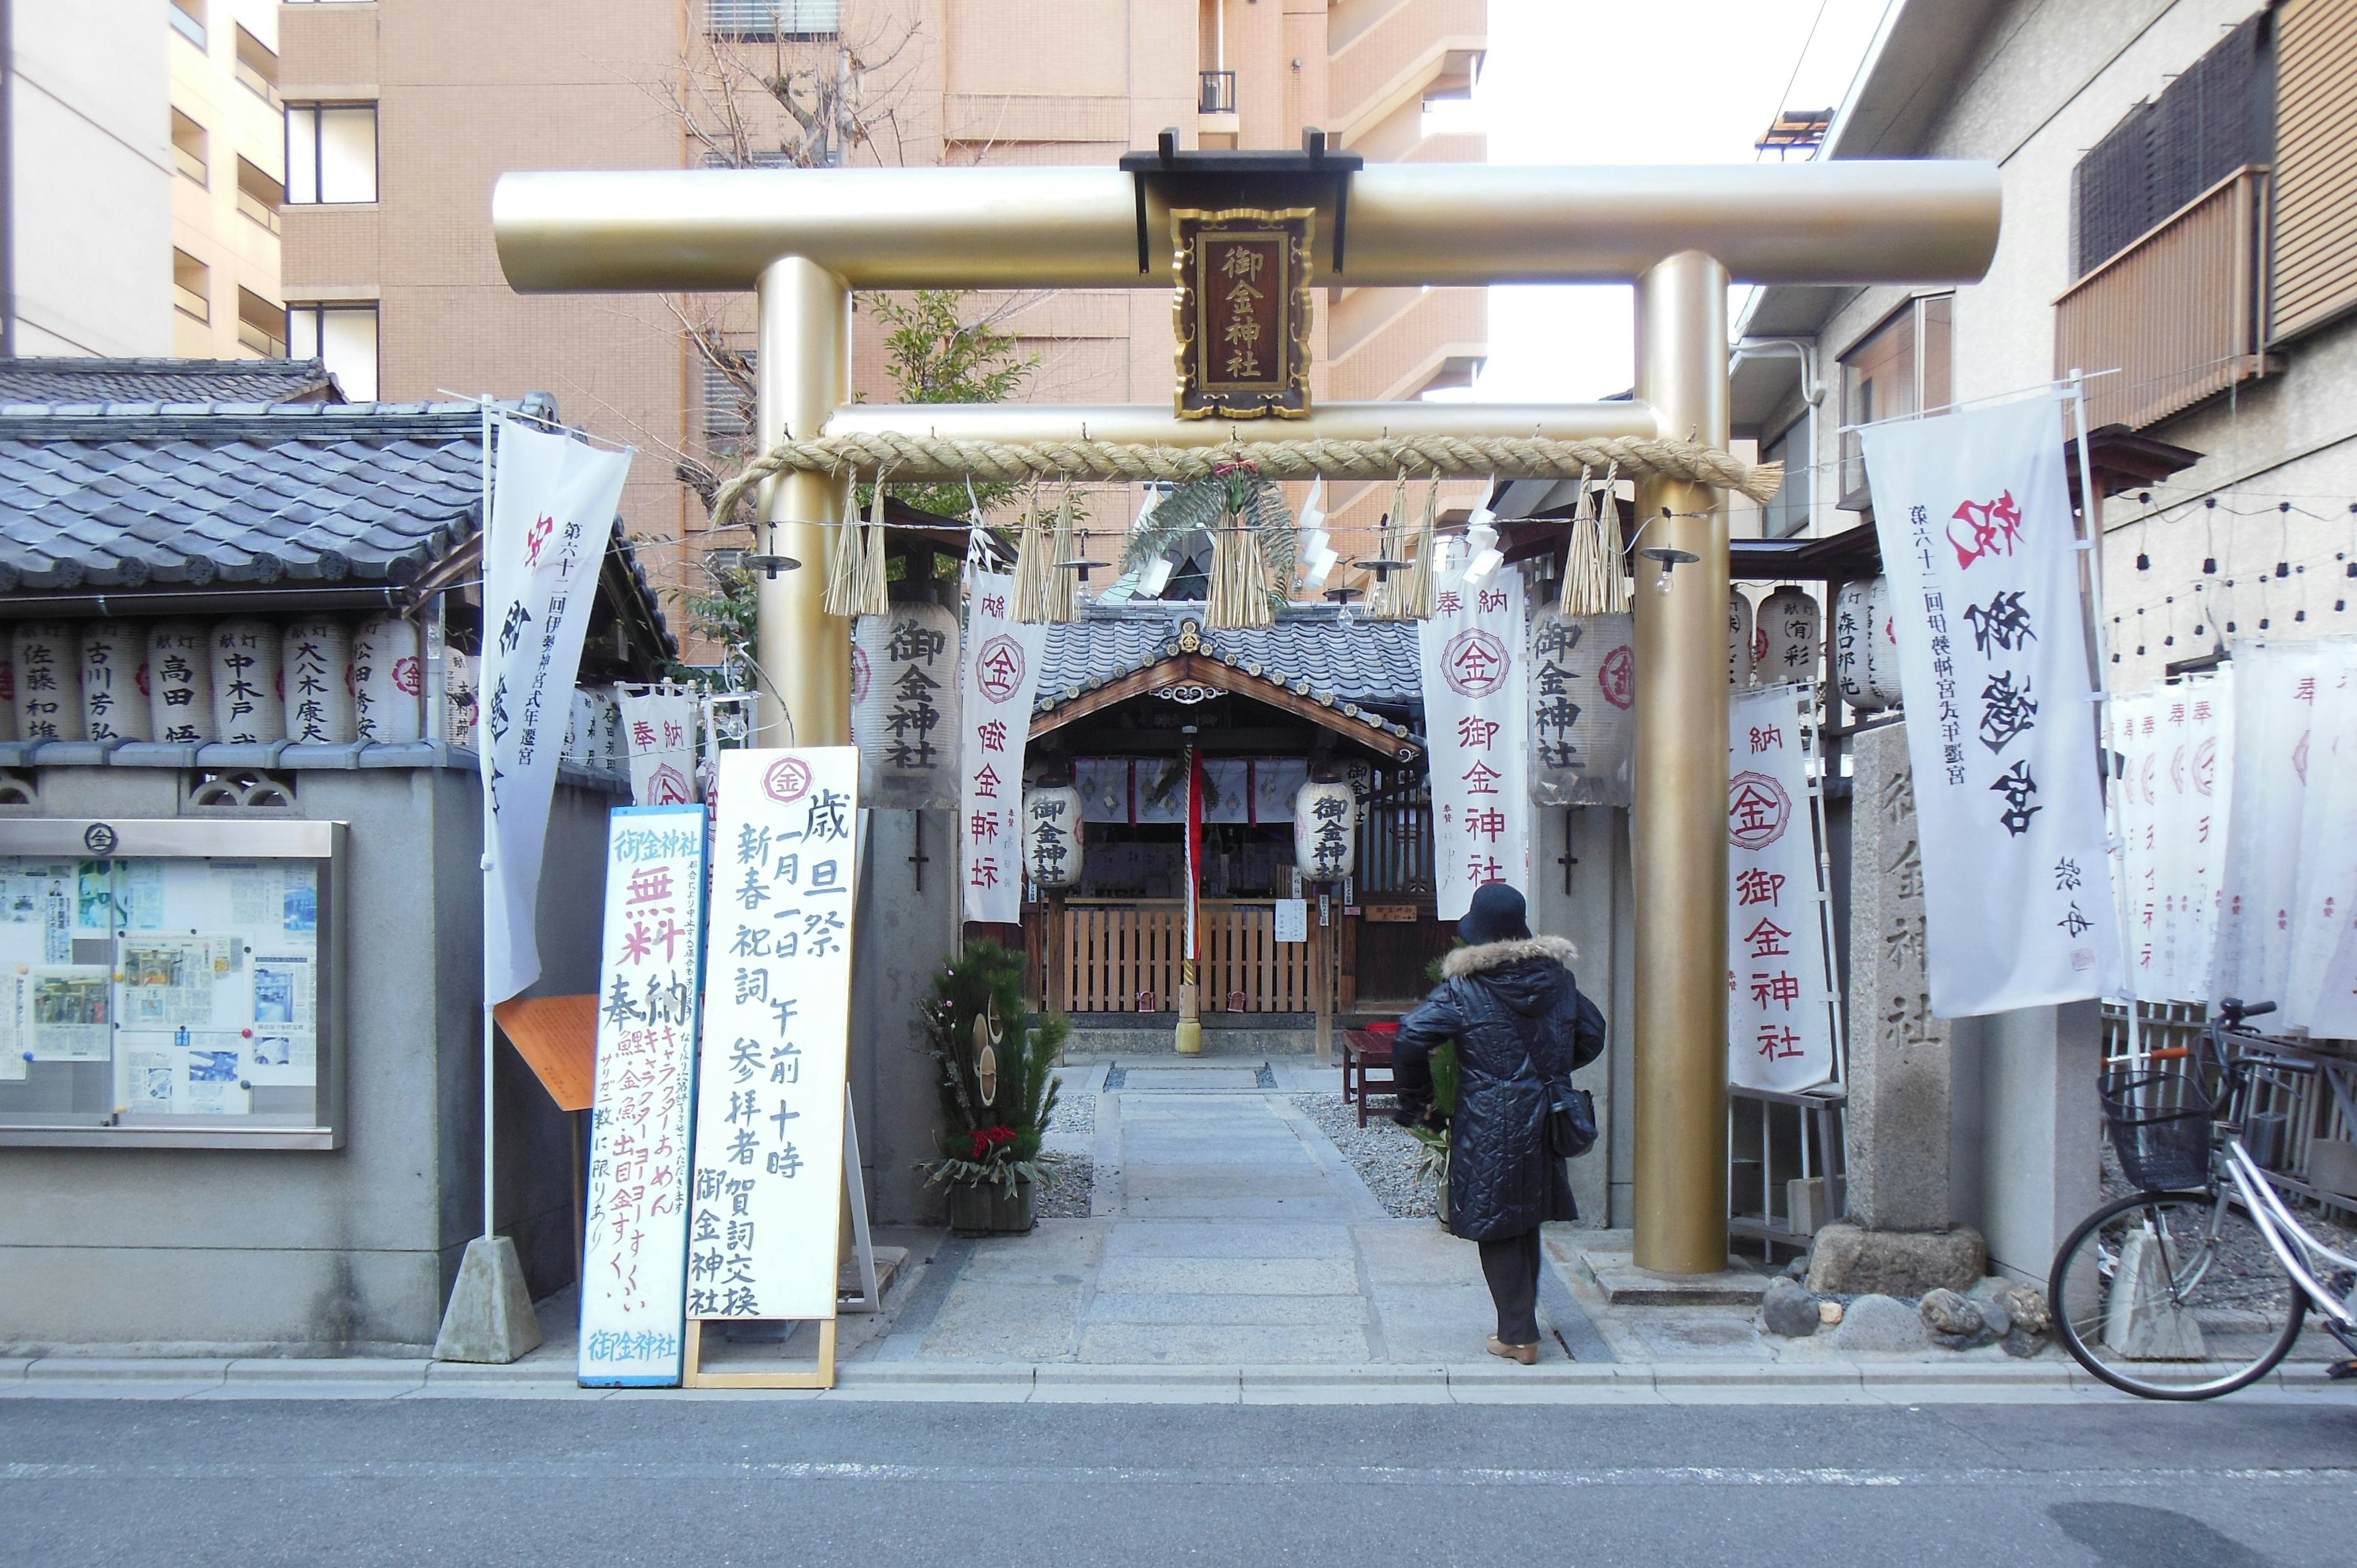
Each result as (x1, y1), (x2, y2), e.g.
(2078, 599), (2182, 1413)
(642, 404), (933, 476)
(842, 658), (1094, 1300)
(1757, 586), (1822, 687)
(1023, 784), (1085, 889)
(210, 619), (285, 744)
(146, 620), (212, 743)
(1728, 590), (1755, 689)
(563, 687), (594, 765)
(1528, 608), (1635, 807)
(1832, 581), (1876, 711)
(12, 622), (85, 741)
(80, 622), (150, 742)
(282, 617), (355, 743)
(1293, 779), (1358, 881)
(851, 602), (961, 809)
(1863, 574), (1904, 710)
(351, 614), (423, 743)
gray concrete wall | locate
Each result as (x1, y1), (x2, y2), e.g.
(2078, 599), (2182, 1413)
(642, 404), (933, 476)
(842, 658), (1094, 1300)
(1951, 1000), (2103, 1287)
(0, 759), (614, 1355)
(1532, 803), (1632, 1228)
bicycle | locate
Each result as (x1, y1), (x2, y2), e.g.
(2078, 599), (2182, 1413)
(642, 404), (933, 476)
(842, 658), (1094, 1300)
(2049, 997), (2357, 1400)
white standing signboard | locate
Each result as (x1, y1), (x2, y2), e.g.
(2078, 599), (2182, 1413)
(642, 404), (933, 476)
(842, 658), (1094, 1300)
(1727, 684), (1836, 1091)
(1860, 395), (2122, 1015)
(481, 416), (633, 1002)
(1418, 564), (1530, 921)
(687, 747), (857, 1324)
(958, 571), (1045, 924)
(579, 804), (707, 1388)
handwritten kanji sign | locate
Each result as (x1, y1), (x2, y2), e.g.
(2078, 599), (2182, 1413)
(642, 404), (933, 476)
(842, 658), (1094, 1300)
(579, 804), (706, 1387)
(1172, 207), (1313, 420)
(686, 747), (857, 1323)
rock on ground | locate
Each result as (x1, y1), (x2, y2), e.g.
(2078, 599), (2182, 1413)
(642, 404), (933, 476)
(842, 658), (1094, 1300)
(1829, 1292), (1931, 1353)
(1760, 1276), (1820, 1338)
(1919, 1287), (1997, 1350)
(1805, 1223), (1987, 1296)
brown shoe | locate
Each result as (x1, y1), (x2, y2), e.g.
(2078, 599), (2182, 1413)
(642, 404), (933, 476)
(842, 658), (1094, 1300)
(1486, 1335), (1539, 1365)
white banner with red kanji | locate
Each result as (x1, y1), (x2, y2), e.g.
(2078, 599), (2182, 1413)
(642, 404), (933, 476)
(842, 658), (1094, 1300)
(1418, 563), (1529, 922)
(1860, 394), (2122, 1016)
(617, 684), (701, 806)
(579, 805), (706, 1387)
(1727, 684), (1836, 1092)
(958, 570), (1045, 924)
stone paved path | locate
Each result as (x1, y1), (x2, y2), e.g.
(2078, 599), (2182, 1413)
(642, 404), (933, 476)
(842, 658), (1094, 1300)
(868, 1063), (1593, 1365)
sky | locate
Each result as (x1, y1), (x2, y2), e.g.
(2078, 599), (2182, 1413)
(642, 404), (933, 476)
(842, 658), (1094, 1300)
(1422, 0), (1896, 404)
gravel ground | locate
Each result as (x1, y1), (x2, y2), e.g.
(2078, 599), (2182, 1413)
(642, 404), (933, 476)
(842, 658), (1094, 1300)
(1048, 1092), (1096, 1138)
(1294, 1092), (1440, 1219)
(1035, 1149), (1095, 1218)
(2096, 1141), (2357, 1315)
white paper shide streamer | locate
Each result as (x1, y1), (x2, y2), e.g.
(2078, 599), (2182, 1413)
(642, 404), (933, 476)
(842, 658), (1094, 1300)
(1727, 684), (1835, 1091)
(1860, 395), (2120, 1015)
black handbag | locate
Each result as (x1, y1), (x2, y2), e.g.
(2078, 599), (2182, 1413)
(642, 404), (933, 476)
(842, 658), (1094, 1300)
(1545, 1084), (1598, 1159)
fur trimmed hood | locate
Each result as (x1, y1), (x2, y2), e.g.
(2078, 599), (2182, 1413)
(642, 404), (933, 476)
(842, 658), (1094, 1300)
(1442, 933), (1577, 979)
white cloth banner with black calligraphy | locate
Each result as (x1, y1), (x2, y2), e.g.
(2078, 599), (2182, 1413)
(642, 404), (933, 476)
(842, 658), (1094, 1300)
(1727, 684), (1836, 1091)
(1417, 565), (1529, 921)
(580, 805), (706, 1387)
(687, 747), (857, 1322)
(958, 571), (1046, 924)
(481, 416), (633, 1003)
(1860, 395), (2121, 1016)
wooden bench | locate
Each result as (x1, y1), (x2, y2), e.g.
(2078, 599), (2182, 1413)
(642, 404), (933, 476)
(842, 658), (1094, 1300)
(1340, 1028), (1399, 1128)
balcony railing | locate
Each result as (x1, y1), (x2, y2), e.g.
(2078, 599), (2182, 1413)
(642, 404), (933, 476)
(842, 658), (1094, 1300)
(1199, 70), (1236, 116)
(2054, 165), (2272, 431)
(237, 187), (282, 234)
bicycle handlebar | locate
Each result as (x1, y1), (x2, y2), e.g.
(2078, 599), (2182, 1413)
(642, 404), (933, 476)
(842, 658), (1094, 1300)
(2218, 997), (2277, 1022)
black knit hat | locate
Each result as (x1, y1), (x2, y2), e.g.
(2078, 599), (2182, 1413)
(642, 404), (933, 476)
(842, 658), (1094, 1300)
(1458, 882), (1531, 946)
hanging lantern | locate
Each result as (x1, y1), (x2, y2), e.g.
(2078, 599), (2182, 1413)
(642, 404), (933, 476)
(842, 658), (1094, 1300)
(12, 622), (83, 741)
(1292, 779), (1358, 882)
(1023, 784), (1085, 889)
(1832, 581), (1877, 711)
(1864, 575), (1905, 710)
(1727, 590), (1755, 689)
(282, 618), (354, 744)
(1756, 586), (1821, 687)
(210, 619), (284, 744)
(443, 649), (478, 747)
(351, 614), (423, 743)
(80, 622), (150, 743)
(145, 620), (212, 744)
(1528, 609), (1635, 807)
(851, 601), (961, 809)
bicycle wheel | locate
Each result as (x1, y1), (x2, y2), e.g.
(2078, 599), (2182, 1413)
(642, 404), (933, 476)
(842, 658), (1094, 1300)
(2049, 1189), (2308, 1400)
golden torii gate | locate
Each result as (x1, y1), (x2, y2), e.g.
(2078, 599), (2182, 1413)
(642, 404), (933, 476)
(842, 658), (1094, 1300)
(494, 154), (1999, 1276)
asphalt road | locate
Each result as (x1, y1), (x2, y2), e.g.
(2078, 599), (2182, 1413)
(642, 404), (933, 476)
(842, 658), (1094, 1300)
(3, 1396), (2354, 1566)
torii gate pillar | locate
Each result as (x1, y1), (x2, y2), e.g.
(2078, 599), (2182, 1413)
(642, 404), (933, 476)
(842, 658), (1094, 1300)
(754, 255), (853, 746)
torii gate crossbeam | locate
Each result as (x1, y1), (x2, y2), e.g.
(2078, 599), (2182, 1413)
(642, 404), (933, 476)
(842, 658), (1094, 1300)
(493, 158), (1999, 1277)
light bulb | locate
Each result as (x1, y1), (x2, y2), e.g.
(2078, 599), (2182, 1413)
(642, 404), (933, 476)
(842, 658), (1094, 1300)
(1653, 569), (1675, 596)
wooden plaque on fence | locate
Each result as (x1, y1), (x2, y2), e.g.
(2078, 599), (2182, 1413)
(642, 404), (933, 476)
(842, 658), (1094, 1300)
(1365, 904), (1420, 924)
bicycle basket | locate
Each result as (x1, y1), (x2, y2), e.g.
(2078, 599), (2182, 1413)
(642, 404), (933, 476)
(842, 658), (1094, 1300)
(2100, 1068), (2215, 1191)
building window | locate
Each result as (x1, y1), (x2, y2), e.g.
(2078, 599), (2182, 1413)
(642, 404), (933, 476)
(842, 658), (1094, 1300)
(236, 157), (284, 233)
(702, 351), (755, 448)
(285, 104), (378, 204)
(1838, 295), (1950, 509)
(288, 303), (378, 400)
(1761, 414), (1811, 539)
(169, 0), (206, 50)
(171, 109), (209, 186)
(238, 289), (287, 358)
(234, 26), (280, 105)
(708, 1), (841, 41)
(174, 250), (211, 324)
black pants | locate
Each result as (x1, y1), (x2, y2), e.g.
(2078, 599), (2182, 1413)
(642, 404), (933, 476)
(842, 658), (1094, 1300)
(1477, 1229), (1542, 1345)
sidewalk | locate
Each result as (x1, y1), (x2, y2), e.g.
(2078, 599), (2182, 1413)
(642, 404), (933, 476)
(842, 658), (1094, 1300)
(7, 1056), (2350, 1405)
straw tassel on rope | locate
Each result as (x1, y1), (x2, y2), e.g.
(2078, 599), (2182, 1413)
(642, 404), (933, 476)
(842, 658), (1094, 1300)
(1399, 475), (1438, 622)
(1043, 484), (1081, 625)
(1206, 506), (1275, 630)
(1367, 473), (1409, 622)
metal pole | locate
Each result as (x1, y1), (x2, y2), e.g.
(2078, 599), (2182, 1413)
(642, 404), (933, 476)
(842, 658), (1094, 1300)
(2070, 368), (2142, 1064)
(476, 403), (498, 1242)
(1631, 250), (1732, 1275)
(754, 255), (853, 747)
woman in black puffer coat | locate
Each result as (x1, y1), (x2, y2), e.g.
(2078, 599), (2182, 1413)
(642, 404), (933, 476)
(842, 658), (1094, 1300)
(1393, 882), (1603, 1365)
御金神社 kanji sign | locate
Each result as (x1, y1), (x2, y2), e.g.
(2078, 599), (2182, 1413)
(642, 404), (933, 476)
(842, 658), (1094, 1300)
(1172, 207), (1313, 420)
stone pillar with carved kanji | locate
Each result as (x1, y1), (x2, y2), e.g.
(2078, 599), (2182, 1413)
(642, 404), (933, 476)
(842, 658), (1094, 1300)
(1807, 720), (1986, 1296)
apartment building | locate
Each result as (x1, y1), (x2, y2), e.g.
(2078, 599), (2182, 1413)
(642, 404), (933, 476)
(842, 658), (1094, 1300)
(0, 2), (283, 361)
(1733, 0), (2357, 697)
(275, 1), (1488, 615)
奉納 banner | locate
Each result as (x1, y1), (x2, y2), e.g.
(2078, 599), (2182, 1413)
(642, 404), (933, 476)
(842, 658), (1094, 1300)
(1860, 394), (2121, 1016)
(1727, 684), (1836, 1092)
(481, 415), (633, 1003)
(1418, 563), (1529, 921)
(958, 571), (1045, 924)
(579, 805), (706, 1388)
(617, 685), (700, 806)
(686, 746), (857, 1323)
